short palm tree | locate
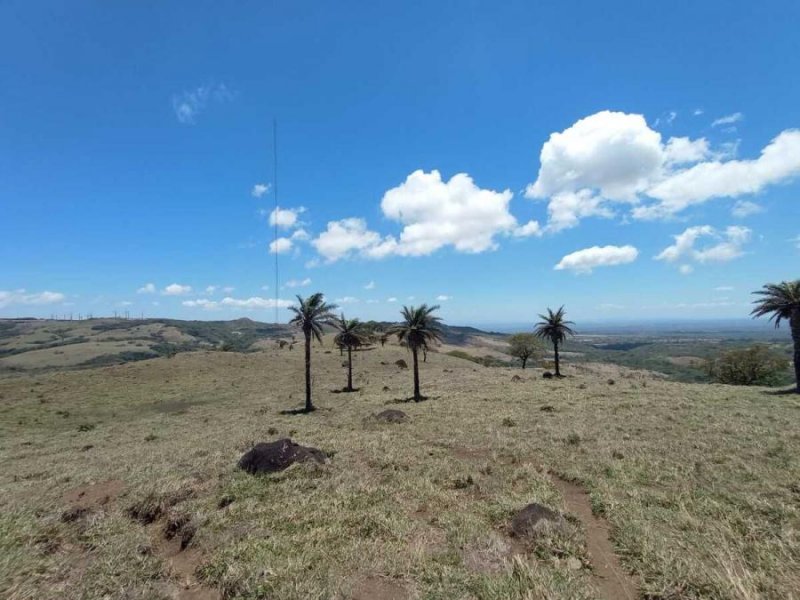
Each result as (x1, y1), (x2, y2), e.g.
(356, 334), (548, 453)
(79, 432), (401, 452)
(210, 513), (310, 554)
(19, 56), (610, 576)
(751, 280), (800, 393)
(288, 293), (338, 411)
(332, 314), (368, 392)
(388, 304), (442, 401)
(534, 306), (575, 377)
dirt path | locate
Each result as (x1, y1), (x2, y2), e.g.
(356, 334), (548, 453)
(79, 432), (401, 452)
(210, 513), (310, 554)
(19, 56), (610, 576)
(550, 475), (637, 600)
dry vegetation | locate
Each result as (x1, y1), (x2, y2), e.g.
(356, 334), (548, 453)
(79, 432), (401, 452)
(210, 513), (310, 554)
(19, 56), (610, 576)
(1, 336), (799, 599)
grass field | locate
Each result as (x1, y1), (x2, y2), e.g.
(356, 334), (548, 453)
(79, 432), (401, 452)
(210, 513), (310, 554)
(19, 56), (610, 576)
(1, 336), (799, 599)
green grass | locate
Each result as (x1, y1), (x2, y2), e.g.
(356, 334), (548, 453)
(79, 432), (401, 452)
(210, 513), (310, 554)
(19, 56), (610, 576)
(0, 339), (798, 599)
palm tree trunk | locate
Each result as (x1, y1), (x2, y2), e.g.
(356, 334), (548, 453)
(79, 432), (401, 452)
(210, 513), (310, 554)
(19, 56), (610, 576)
(304, 330), (313, 411)
(791, 311), (800, 393)
(347, 345), (353, 391)
(554, 342), (560, 377)
(412, 346), (421, 401)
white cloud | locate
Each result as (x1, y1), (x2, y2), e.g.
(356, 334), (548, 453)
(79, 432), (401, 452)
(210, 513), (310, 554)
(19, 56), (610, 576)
(270, 206), (304, 228)
(312, 218), (382, 262)
(512, 220), (543, 237)
(205, 285), (218, 295)
(712, 112), (743, 127)
(364, 281), (375, 290)
(291, 228), (310, 241)
(118, 301), (133, 307)
(436, 294), (452, 301)
(183, 296), (292, 310)
(171, 83), (233, 125)
(387, 297), (398, 303)
(222, 286), (235, 293)
(664, 136), (711, 165)
(163, 283), (192, 296)
(312, 171), (533, 261)
(269, 237), (293, 254)
(335, 296), (359, 304)
(554, 245), (639, 274)
(137, 283), (156, 294)
(252, 183), (270, 198)
(693, 108), (704, 116)
(526, 110), (800, 226)
(656, 225), (752, 266)
(715, 286), (734, 291)
(731, 200), (763, 218)
(0, 289), (66, 308)
(679, 264), (694, 275)
(285, 278), (311, 288)
(378, 170), (518, 255)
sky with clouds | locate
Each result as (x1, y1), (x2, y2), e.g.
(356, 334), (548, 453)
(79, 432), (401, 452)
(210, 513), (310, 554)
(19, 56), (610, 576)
(1, 1), (799, 326)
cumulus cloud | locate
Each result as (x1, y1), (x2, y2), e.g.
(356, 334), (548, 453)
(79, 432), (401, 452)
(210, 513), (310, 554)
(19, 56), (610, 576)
(0, 289), (65, 308)
(554, 245), (639, 274)
(205, 285), (218, 295)
(137, 283), (156, 294)
(712, 112), (743, 127)
(252, 183), (270, 198)
(656, 225), (751, 266)
(364, 281), (375, 290)
(284, 278), (311, 288)
(269, 206), (304, 228)
(312, 171), (536, 261)
(183, 296), (292, 310)
(269, 237), (293, 254)
(731, 200), (763, 218)
(526, 110), (800, 227)
(172, 83), (234, 124)
(163, 283), (192, 296)
(311, 218), (382, 262)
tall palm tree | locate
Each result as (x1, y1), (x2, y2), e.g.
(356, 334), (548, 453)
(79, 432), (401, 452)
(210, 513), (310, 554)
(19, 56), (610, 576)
(751, 280), (800, 393)
(332, 314), (368, 392)
(534, 306), (575, 377)
(388, 304), (442, 401)
(288, 293), (338, 411)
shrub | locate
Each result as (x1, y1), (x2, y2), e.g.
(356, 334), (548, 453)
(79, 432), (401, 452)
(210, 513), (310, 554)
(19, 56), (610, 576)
(706, 345), (789, 386)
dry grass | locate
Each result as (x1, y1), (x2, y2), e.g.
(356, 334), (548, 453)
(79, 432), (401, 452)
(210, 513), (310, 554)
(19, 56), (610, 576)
(1, 337), (798, 599)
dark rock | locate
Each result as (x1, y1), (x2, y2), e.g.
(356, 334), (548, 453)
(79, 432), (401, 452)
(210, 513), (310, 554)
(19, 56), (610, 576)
(237, 438), (326, 475)
(395, 359), (408, 369)
(510, 503), (564, 538)
(542, 372), (554, 379)
(372, 409), (409, 424)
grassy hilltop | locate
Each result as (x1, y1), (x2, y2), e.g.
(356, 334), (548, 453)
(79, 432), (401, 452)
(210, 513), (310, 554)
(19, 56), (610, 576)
(1, 331), (799, 599)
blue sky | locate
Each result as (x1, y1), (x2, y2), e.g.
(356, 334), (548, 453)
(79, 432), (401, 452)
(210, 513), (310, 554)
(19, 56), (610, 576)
(1, 1), (799, 326)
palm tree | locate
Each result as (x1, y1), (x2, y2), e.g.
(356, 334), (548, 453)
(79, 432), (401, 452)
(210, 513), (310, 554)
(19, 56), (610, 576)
(388, 304), (442, 401)
(288, 293), (338, 411)
(534, 306), (575, 377)
(751, 280), (800, 393)
(332, 314), (368, 392)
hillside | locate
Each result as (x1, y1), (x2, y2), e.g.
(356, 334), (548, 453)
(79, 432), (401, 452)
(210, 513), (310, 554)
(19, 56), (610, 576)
(1, 338), (798, 599)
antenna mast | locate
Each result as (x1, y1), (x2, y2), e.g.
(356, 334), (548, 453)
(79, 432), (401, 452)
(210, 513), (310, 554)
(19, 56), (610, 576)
(273, 119), (279, 325)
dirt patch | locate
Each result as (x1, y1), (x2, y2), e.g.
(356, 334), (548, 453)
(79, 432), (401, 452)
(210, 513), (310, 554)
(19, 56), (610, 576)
(237, 438), (326, 474)
(550, 475), (637, 600)
(62, 479), (126, 510)
(351, 576), (409, 600)
(151, 529), (220, 600)
(463, 531), (527, 574)
(371, 409), (409, 423)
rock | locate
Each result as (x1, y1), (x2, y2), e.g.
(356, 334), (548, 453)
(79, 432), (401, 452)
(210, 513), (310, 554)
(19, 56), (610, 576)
(395, 359), (408, 369)
(542, 372), (554, 379)
(567, 556), (583, 570)
(511, 375), (522, 382)
(372, 409), (409, 424)
(510, 503), (564, 539)
(237, 438), (326, 475)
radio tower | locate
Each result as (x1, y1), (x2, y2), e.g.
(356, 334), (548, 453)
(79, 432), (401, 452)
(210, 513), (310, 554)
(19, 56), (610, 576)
(273, 119), (279, 325)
